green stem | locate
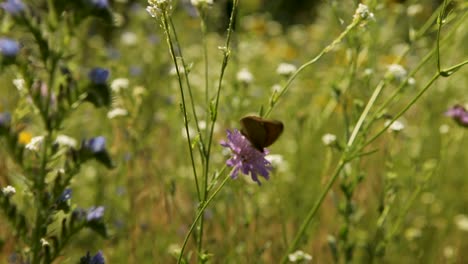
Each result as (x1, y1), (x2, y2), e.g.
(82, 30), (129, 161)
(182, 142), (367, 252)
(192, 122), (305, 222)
(169, 17), (206, 155)
(177, 172), (231, 264)
(199, 0), (238, 259)
(161, 11), (201, 200)
(280, 160), (347, 264)
(264, 18), (361, 118)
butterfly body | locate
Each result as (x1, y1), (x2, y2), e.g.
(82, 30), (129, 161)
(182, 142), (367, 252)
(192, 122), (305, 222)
(240, 116), (284, 152)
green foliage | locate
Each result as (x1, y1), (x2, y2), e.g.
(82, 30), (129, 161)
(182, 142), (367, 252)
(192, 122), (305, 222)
(1, 0), (467, 263)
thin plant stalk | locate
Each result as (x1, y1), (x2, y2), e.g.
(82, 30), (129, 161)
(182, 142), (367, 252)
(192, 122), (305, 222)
(178, 169), (230, 264)
(198, 0), (238, 259)
(160, 11), (201, 200)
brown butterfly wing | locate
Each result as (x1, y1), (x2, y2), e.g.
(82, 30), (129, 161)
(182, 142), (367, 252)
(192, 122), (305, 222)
(240, 116), (283, 151)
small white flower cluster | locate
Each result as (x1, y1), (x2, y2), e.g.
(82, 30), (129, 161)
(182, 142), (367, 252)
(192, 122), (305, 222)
(288, 250), (312, 262)
(276, 63), (297, 76)
(387, 64), (407, 82)
(191, 0), (213, 8)
(25, 136), (45, 151)
(236, 68), (254, 84)
(385, 119), (405, 132)
(455, 214), (468, 232)
(107, 108), (128, 119)
(2, 185), (16, 197)
(111, 78), (129, 93)
(55, 135), (78, 148)
(354, 3), (375, 21)
(322, 133), (337, 146)
(147, 0), (171, 18)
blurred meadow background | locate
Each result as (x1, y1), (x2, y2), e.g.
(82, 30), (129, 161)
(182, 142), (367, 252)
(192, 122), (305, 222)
(0, 0), (467, 263)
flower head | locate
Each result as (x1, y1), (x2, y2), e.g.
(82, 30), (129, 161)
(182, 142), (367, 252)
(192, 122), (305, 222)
(276, 63), (297, 76)
(386, 64), (407, 82)
(445, 105), (468, 127)
(1, 0), (25, 15)
(80, 251), (105, 264)
(89, 68), (110, 85)
(353, 3), (374, 21)
(221, 129), (273, 185)
(236, 68), (254, 84)
(385, 119), (405, 132)
(288, 250), (312, 262)
(0, 38), (20, 57)
(83, 136), (107, 153)
(87, 206), (105, 221)
(57, 188), (72, 203)
(322, 133), (337, 146)
(147, 0), (172, 17)
(0, 112), (11, 127)
(55, 135), (78, 148)
(2, 185), (16, 197)
(25, 136), (45, 151)
(90, 0), (108, 9)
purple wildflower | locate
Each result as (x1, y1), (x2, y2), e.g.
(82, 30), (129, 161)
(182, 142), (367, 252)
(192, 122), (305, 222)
(0, 38), (20, 57)
(221, 129), (273, 185)
(80, 251), (105, 264)
(1, 0), (25, 15)
(84, 136), (106, 153)
(88, 68), (110, 85)
(445, 105), (468, 127)
(87, 206), (105, 221)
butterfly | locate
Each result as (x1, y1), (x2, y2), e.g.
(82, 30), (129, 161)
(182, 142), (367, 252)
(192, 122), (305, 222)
(240, 116), (284, 152)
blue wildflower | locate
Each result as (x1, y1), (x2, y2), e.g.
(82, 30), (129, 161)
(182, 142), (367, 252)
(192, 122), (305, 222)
(0, 38), (20, 57)
(80, 251), (105, 264)
(0, 112), (11, 127)
(87, 206), (105, 221)
(90, 0), (108, 9)
(57, 188), (72, 202)
(1, 0), (25, 15)
(221, 129), (273, 185)
(88, 68), (110, 85)
(84, 136), (106, 153)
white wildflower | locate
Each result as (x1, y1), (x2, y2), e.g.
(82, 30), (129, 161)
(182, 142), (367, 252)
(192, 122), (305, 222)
(107, 108), (128, 119)
(40, 238), (49, 247)
(276, 63), (297, 76)
(121, 31), (138, 46)
(288, 250), (312, 262)
(25, 136), (44, 151)
(407, 4), (423, 17)
(322, 133), (337, 146)
(405, 227), (421, 241)
(191, 0), (213, 7)
(387, 64), (407, 81)
(111, 78), (129, 92)
(55, 135), (77, 148)
(354, 3), (374, 21)
(439, 124), (449, 134)
(364, 68), (373, 76)
(169, 65), (185, 76)
(385, 119), (405, 132)
(443, 246), (455, 259)
(147, 0), (172, 17)
(236, 68), (254, 84)
(408, 77), (416, 86)
(454, 214), (468, 232)
(266, 154), (289, 172)
(2, 185), (16, 197)
(271, 84), (282, 93)
(13, 78), (25, 91)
